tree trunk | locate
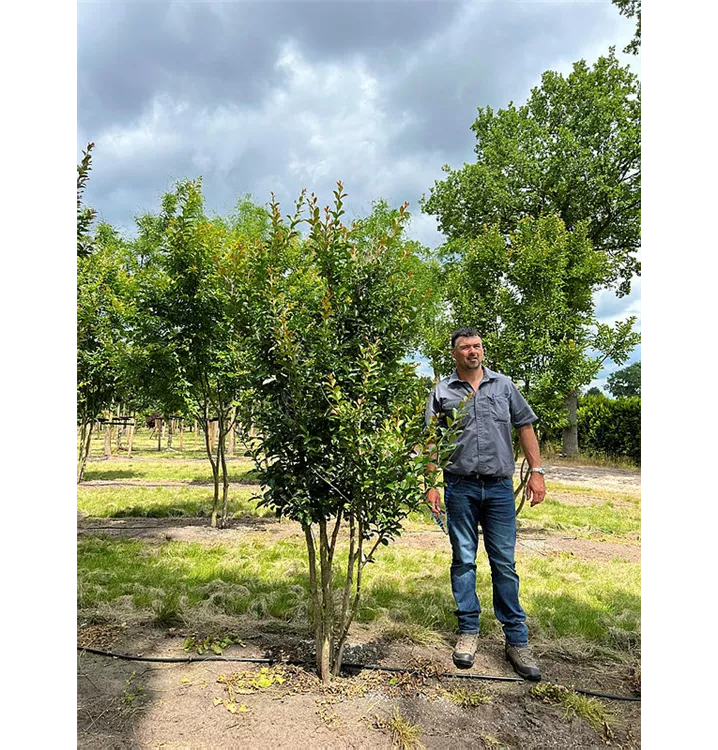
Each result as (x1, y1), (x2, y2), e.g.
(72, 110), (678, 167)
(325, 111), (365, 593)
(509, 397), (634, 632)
(218, 410), (230, 528)
(303, 524), (324, 677)
(167, 418), (174, 449)
(115, 406), (123, 450)
(562, 389), (579, 456)
(103, 416), (112, 459)
(127, 421), (134, 457)
(317, 519), (335, 683)
(179, 419), (184, 450)
(77, 420), (93, 483)
(227, 407), (236, 456)
(201, 411), (220, 528)
(156, 418), (163, 451)
(209, 420), (216, 454)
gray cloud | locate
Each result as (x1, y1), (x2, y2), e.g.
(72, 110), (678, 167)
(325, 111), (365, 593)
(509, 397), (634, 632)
(79, 0), (638, 263)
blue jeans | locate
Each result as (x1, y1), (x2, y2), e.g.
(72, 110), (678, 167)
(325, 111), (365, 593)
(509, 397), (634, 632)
(444, 474), (528, 646)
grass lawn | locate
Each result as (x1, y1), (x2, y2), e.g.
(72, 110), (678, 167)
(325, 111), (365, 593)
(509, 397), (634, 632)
(78, 449), (640, 659)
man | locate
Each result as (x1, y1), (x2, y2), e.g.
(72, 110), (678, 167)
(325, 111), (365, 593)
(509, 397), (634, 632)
(425, 327), (546, 680)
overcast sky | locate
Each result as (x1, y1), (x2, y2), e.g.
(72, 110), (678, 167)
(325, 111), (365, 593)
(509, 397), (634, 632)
(78, 0), (641, 388)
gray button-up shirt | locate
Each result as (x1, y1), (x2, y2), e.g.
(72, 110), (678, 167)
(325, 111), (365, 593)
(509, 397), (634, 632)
(425, 366), (537, 478)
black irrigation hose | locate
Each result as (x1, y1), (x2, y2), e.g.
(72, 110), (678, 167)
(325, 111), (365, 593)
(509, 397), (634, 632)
(77, 646), (640, 702)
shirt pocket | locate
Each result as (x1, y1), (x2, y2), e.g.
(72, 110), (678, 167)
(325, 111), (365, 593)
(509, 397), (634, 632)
(488, 393), (510, 423)
(442, 398), (469, 426)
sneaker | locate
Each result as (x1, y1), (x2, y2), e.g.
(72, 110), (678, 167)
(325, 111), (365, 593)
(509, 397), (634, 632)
(452, 632), (479, 669)
(505, 643), (541, 681)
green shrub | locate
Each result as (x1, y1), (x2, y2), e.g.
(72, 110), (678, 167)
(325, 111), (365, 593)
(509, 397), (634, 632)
(577, 395), (640, 464)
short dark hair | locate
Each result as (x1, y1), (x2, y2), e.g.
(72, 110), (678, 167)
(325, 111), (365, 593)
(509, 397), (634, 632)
(450, 327), (482, 348)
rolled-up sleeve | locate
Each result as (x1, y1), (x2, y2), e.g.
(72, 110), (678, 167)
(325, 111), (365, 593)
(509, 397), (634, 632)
(508, 382), (538, 427)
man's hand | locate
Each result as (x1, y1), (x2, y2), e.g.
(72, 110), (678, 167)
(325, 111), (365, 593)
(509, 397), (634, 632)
(526, 473), (546, 507)
(425, 487), (442, 515)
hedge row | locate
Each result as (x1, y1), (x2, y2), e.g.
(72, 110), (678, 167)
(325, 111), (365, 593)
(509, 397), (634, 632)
(577, 395), (640, 464)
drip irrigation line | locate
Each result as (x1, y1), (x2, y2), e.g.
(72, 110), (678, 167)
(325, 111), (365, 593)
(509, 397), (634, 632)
(77, 646), (273, 664)
(77, 646), (640, 701)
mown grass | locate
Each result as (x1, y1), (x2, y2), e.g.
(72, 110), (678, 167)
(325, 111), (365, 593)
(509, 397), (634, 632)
(77, 485), (273, 519)
(78, 533), (640, 654)
(80, 425), (252, 461)
(78, 445), (640, 655)
(518, 496), (641, 540)
(81, 459), (258, 483)
(405, 482), (640, 542)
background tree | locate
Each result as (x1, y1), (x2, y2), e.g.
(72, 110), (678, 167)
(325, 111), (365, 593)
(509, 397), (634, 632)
(229, 186), (448, 682)
(606, 361), (641, 398)
(349, 199), (450, 381)
(442, 216), (639, 444)
(422, 49), (641, 453)
(77, 222), (132, 481)
(612, 0), (641, 55)
(131, 180), (261, 527)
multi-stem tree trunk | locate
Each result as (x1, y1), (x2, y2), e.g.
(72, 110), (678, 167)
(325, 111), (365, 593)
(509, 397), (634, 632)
(562, 389), (579, 456)
(301, 511), (375, 683)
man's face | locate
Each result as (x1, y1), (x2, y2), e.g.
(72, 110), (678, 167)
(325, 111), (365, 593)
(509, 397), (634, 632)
(451, 336), (484, 370)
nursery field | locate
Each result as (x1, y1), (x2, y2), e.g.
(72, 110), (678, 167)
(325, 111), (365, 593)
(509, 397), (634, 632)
(78, 428), (641, 749)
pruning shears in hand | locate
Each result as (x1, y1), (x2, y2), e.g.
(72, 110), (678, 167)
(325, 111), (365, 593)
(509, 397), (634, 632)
(431, 508), (448, 535)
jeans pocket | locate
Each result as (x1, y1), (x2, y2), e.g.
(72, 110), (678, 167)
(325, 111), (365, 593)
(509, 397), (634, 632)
(501, 477), (515, 491)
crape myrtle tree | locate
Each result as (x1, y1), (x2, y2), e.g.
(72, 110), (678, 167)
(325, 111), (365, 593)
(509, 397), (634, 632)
(442, 215), (639, 445)
(227, 185), (451, 682)
(422, 49), (641, 454)
(77, 222), (133, 481)
(131, 180), (264, 527)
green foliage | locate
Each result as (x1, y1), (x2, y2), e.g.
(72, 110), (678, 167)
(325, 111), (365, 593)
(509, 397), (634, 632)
(606, 361), (640, 398)
(77, 223), (133, 425)
(231, 186), (440, 530)
(130, 179), (246, 418)
(438, 215), (639, 436)
(422, 49), (641, 295)
(612, 0), (641, 55)
(224, 184), (454, 678)
(577, 394), (640, 463)
(77, 142), (96, 258)
(128, 180), (269, 525)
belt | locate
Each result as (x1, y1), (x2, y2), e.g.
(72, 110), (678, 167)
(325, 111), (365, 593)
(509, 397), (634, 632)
(445, 471), (510, 482)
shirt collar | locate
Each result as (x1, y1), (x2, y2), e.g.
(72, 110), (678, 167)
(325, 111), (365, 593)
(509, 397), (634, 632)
(447, 366), (498, 385)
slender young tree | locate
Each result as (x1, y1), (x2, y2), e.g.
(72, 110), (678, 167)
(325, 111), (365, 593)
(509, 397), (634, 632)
(229, 186), (450, 681)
